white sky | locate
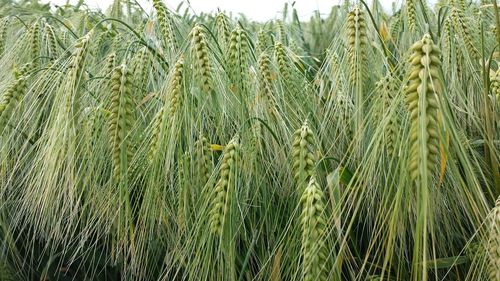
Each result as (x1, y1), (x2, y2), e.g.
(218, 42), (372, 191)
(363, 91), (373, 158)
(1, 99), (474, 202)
(41, 0), (411, 21)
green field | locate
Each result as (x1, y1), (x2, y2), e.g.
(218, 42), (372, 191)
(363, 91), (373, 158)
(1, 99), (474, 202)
(0, 0), (499, 280)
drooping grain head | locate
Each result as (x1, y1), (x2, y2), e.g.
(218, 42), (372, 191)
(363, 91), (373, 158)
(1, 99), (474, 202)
(0, 18), (10, 56)
(148, 56), (184, 162)
(228, 26), (250, 88)
(292, 121), (316, 193)
(208, 137), (239, 235)
(131, 47), (150, 95)
(450, 8), (479, 59)
(300, 176), (328, 281)
(105, 52), (117, 78)
(190, 24), (213, 94)
(194, 134), (212, 189)
(68, 31), (93, 83)
(257, 53), (279, 120)
(108, 64), (134, 183)
(152, 0), (177, 50)
(346, 5), (367, 89)
(406, 34), (442, 185)
(256, 28), (270, 54)
(215, 12), (231, 48)
(276, 20), (286, 44)
(44, 23), (58, 59)
(390, 13), (401, 40)
(30, 22), (40, 68)
(274, 42), (291, 82)
(168, 56), (184, 116)
(376, 74), (400, 156)
(406, 0), (417, 32)
(0, 66), (30, 134)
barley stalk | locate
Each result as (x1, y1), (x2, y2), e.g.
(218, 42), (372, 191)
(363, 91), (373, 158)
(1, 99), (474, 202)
(44, 23), (57, 59)
(347, 5), (367, 140)
(216, 12), (231, 48)
(149, 56), (184, 161)
(292, 121), (316, 193)
(0, 18), (9, 56)
(406, 34), (442, 185)
(30, 22), (40, 68)
(190, 24), (213, 94)
(108, 64), (134, 183)
(300, 176), (328, 281)
(407, 0), (417, 31)
(208, 137), (239, 235)
(0, 66), (30, 133)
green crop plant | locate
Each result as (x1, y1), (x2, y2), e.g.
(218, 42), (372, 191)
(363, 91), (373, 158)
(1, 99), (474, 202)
(0, 1), (497, 280)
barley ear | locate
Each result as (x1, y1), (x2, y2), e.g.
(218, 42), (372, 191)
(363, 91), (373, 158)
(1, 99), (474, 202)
(406, 34), (442, 186)
(300, 176), (328, 281)
(292, 121), (316, 193)
(208, 137), (239, 235)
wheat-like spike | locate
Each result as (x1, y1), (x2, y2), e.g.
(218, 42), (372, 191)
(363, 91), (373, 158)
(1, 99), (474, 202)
(406, 34), (442, 184)
(44, 23), (57, 59)
(228, 26), (250, 88)
(335, 92), (354, 139)
(194, 134), (212, 189)
(190, 24), (213, 94)
(132, 47), (150, 94)
(30, 22), (40, 68)
(407, 0), (417, 31)
(167, 57), (184, 116)
(455, 0), (466, 12)
(148, 109), (163, 162)
(110, 0), (123, 19)
(216, 12), (231, 48)
(376, 74), (400, 156)
(0, 18), (9, 56)
(90, 29), (107, 57)
(68, 31), (93, 83)
(256, 28), (270, 54)
(300, 176), (328, 281)
(347, 5), (367, 86)
(149, 56), (184, 161)
(61, 31), (92, 117)
(274, 42), (291, 82)
(208, 137), (239, 235)
(487, 197), (500, 281)
(106, 52), (116, 75)
(0, 66), (30, 133)
(258, 53), (279, 119)
(108, 64), (134, 183)
(442, 18), (453, 67)
(324, 49), (343, 92)
(347, 5), (367, 138)
(450, 8), (479, 59)
(390, 14), (401, 40)
(152, 0), (177, 50)
(292, 121), (316, 192)
(276, 20), (286, 44)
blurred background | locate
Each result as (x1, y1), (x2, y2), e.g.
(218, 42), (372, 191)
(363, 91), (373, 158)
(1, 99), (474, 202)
(33, 0), (428, 21)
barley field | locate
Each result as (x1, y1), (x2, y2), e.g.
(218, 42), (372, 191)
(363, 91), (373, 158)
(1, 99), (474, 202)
(0, 0), (499, 280)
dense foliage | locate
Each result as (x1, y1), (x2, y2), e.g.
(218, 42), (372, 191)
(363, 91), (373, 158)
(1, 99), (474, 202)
(0, 0), (499, 280)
